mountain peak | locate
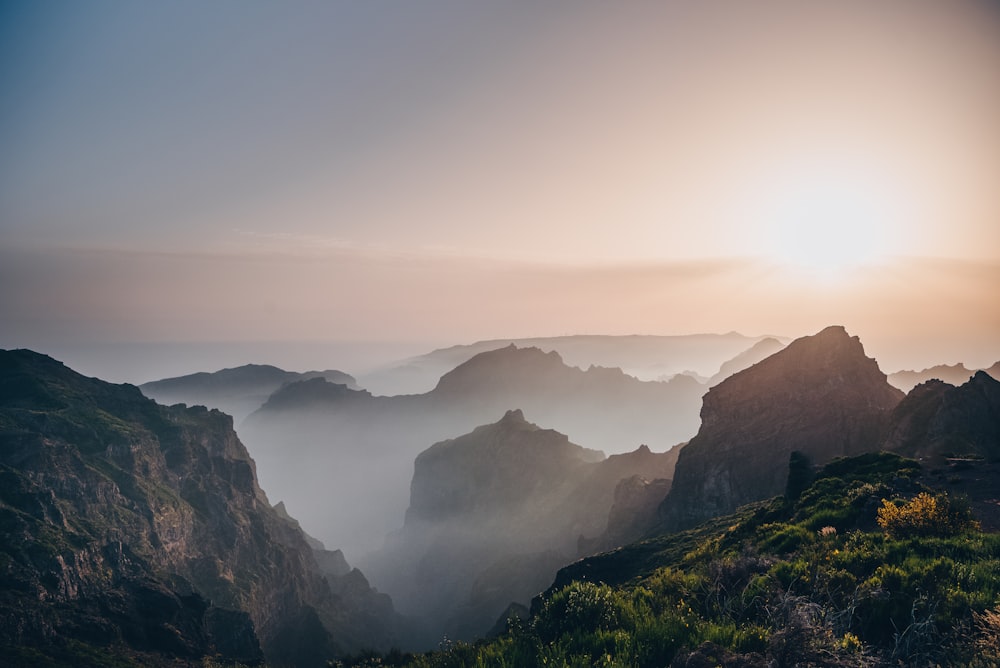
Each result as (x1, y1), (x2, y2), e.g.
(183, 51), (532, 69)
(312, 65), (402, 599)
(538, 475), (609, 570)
(502, 408), (526, 422)
(660, 326), (903, 530)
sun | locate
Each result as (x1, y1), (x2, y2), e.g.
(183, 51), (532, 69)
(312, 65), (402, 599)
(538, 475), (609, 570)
(752, 159), (904, 280)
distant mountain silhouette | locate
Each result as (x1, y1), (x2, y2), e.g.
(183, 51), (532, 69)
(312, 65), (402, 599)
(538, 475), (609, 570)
(239, 344), (705, 557)
(659, 326), (904, 531)
(363, 410), (678, 645)
(887, 362), (999, 393)
(139, 364), (357, 422)
(358, 333), (784, 395)
(0, 350), (401, 666)
(707, 336), (786, 386)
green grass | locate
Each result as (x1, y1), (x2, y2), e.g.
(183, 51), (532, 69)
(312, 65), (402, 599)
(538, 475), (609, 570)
(343, 452), (1000, 668)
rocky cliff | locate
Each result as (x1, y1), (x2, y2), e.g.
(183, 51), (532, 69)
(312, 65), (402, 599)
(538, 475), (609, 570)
(659, 326), (904, 531)
(0, 350), (399, 666)
(365, 410), (678, 645)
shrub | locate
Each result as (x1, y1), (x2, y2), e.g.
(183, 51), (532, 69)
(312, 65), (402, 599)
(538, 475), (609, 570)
(876, 492), (980, 539)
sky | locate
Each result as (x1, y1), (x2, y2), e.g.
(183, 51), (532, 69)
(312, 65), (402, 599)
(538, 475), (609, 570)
(2, 1), (999, 381)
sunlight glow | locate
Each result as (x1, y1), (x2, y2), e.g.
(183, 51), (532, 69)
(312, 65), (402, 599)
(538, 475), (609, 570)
(751, 157), (906, 280)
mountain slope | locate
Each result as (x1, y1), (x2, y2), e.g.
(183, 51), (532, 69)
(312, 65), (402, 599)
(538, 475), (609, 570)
(0, 350), (399, 666)
(364, 452), (998, 667)
(659, 326), (904, 531)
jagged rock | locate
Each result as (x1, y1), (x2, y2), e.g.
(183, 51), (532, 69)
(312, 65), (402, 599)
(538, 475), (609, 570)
(0, 349), (401, 666)
(659, 326), (904, 531)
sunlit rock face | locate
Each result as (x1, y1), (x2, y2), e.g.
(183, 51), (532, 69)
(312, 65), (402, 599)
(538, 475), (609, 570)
(659, 326), (904, 531)
(364, 409), (678, 646)
(0, 349), (401, 666)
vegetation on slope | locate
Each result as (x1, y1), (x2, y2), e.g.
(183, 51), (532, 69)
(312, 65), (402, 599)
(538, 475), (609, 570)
(342, 452), (1000, 667)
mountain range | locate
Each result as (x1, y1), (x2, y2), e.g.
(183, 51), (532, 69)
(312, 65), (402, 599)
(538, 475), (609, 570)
(237, 344), (705, 557)
(357, 333), (786, 395)
(6, 324), (999, 665)
(886, 361), (1000, 393)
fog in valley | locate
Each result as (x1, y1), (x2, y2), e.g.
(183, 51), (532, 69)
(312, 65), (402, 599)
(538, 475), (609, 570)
(136, 334), (788, 642)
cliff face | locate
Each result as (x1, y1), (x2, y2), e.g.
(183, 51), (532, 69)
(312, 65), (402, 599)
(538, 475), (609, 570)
(659, 326), (904, 531)
(0, 350), (398, 666)
(365, 410), (677, 646)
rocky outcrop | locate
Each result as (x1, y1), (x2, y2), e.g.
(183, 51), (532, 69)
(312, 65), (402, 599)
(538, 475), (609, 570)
(659, 326), (904, 531)
(0, 349), (400, 666)
(139, 364), (358, 423)
(364, 410), (678, 646)
(883, 371), (1000, 462)
(240, 344), (705, 556)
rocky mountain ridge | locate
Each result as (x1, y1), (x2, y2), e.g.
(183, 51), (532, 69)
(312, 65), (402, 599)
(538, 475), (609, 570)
(0, 349), (400, 666)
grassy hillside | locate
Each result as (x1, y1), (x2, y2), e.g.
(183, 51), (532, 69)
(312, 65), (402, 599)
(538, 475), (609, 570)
(343, 452), (1000, 667)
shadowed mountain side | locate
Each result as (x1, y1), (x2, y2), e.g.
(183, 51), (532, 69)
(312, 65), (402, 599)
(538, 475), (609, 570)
(883, 372), (1000, 463)
(659, 326), (904, 532)
(358, 333), (781, 396)
(0, 350), (402, 666)
(361, 410), (679, 646)
(887, 362), (999, 393)
(140, 364), (358, 423)
(238, 345), (704, 555)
